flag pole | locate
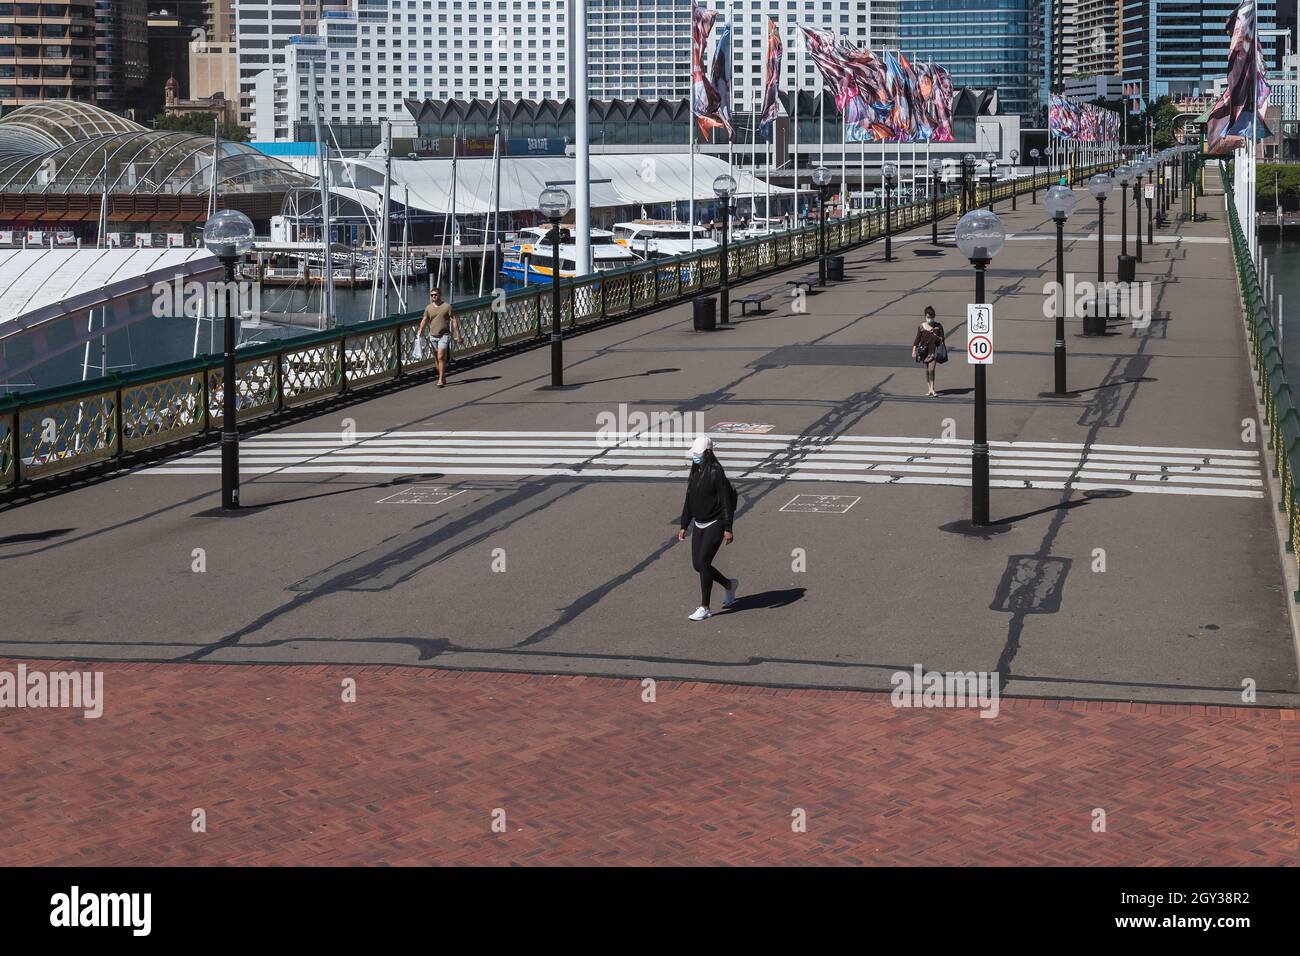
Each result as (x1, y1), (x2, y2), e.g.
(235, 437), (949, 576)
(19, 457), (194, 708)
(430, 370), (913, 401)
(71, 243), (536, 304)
(793, 27), (800, 223)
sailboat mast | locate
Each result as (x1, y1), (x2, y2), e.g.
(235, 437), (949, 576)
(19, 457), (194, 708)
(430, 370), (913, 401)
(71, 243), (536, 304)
(310, 59), (334, 326)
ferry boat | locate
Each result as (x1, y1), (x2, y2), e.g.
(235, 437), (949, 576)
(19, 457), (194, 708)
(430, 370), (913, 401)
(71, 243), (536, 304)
(500, 226), (639, 282)
(611, 220), (719, 259)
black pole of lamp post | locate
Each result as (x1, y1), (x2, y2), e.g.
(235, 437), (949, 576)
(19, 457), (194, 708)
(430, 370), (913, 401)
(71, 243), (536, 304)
(1031, 152), (1038, 203)
(719, 192), (731, 320)
(986, 162), (995, 211)
(1146, 170), (1154, 246)
(1010, 151), (1019, 211)
(972, 256), (989, 525)
(931, 170), (940, 245)
(549, 213), (563, 386)
(817, 186), (826, 281)
(1135, 168), (1144, 262)
(883, 167), (894, 262)
(220, 254), (239, 509)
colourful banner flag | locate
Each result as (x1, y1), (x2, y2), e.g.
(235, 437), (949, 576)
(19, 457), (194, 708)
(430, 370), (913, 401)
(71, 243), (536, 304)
(1048, 93), (1120, 142)
(758, 16), (783, 142)
(799, 26), (953, 143)
(1206, 1), (1272, 155)
(702, 23), (735, 142)
(691, 2), (721, 140)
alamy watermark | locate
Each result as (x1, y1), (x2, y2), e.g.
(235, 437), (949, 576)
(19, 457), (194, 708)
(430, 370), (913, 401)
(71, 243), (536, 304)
(1043, 275), (1152, 329)
(890, 665), (1000, 718)
(596, 403), (705, 448)
(0, 664), (103, 718)
(152, 273), (262, 320)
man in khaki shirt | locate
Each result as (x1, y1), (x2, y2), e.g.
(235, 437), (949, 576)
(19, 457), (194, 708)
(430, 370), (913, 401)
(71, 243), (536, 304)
(416, 288), (460, 388)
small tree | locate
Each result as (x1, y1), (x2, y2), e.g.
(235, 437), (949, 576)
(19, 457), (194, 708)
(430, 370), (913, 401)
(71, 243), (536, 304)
(152, 112), (250, 142)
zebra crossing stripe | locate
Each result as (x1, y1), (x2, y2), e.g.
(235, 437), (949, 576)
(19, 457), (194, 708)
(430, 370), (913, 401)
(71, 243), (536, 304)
(143, 430), (1264, 499)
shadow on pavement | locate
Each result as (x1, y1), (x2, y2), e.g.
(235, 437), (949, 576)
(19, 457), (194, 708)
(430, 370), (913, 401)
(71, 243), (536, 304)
(724, 587), (807, 614)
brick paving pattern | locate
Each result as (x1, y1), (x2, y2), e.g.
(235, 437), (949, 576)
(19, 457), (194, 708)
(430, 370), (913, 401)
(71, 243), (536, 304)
(1, 658), (1296, 866)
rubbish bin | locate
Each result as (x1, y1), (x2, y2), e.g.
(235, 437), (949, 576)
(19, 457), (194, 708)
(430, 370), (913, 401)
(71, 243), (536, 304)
(692, 296), (717, 332)
(1117, 254), (1136, 283)
(827, 255), (845, 281)
(1082, 295), (1108, 335)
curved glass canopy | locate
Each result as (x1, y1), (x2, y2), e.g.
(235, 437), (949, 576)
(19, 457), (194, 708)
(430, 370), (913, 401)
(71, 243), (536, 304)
(0, 101), (311, 196)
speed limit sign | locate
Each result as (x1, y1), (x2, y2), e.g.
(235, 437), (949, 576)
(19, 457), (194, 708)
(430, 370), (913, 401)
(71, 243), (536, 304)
(967, 303), (993, 364)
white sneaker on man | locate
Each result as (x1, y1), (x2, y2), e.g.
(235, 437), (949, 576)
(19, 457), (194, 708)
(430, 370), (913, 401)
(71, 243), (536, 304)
(688, 606), (712, 621)
(722, 578), (739, 609)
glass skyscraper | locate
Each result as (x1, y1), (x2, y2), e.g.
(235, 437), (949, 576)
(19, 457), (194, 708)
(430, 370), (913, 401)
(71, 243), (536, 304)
(898, 0), (1046, 120)
(1121, 0), (1278, 103)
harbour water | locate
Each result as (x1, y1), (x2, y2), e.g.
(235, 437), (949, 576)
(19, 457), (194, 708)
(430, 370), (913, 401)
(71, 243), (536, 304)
(1260, 234), (1300, 385)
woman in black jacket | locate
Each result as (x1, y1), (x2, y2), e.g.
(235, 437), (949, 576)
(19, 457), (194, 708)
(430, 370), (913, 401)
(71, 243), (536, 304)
(677, 436), (737, 621)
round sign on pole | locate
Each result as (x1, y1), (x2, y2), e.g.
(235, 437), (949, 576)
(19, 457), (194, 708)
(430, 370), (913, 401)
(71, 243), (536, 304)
(967, 334), (993, 364)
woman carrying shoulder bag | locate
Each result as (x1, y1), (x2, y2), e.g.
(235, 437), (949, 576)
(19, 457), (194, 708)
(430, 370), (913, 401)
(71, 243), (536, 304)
(912, 305), (947, 397)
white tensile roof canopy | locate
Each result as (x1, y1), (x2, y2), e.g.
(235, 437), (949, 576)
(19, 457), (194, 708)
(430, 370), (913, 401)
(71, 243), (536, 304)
(339, 153), (792, 216)
(0, 247), (221, 340)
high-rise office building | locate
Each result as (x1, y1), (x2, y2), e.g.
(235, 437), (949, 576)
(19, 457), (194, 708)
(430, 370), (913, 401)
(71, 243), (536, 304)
(1121, 0), (1277, 104)
(899, 0), (1045, 120)
(95, 0), (149, 114)
(235, 0), (348, 128)
(0, 0), (97, 108)
(1051, 0), (1120, 91)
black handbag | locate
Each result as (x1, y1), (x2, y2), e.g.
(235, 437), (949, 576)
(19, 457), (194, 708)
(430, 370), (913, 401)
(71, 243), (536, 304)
(935, 341), (949, 364)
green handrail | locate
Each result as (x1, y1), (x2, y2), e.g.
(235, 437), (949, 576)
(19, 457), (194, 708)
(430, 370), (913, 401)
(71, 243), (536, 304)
(1222, 161), (1300, 598)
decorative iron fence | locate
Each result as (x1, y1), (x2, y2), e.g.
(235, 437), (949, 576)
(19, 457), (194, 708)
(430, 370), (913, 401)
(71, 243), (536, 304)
(1223, 163), (1300, 600)
(0, 164), (1107, 494)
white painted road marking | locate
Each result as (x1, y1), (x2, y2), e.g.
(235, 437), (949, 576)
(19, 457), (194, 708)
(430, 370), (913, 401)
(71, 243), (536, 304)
(142, 430), (1264, 500)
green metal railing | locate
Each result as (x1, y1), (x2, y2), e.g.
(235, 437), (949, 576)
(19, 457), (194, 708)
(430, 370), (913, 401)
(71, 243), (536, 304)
(1223, 163), (1300, 599)
(0, 164), (1107, 494)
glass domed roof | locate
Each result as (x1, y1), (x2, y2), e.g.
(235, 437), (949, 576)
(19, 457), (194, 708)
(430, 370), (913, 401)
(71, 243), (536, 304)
(0, 101), (311, 196)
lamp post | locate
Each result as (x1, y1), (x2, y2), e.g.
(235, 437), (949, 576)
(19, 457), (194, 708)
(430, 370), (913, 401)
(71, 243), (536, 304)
(714, 172), (737, 316)
(954, 209), (1005, 527)
(881, 161), (896, 262)
(812, 165), (831, 279)
(1134, 160), (1145, 263)
(202, 209), (255, 511)
(537, 186), (571, 387)
(1115, 165), (1136, 282)
(1086, 173), (1113, 331)
(963, 152), (976, 211)
(1044, 185), (1077, 395)
(985, 150), (996, 210)
(1145, 162), (1154, 245)
(1030, 148), (1040, 203)
(929, 157), (944, 244)
(1156, 152), (1166, 225)
(1009, 149), (1020, 211)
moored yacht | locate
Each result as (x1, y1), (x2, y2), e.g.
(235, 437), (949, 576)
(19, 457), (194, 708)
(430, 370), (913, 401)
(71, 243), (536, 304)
(501, 225), (639, 282)
(611, 220), (719, 259)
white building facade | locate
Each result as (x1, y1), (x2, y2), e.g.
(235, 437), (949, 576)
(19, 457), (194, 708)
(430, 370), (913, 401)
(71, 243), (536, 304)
(239, 0), (902, 141)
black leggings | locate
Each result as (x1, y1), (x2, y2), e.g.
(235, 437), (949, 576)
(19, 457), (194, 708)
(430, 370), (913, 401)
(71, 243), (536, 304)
(690, 521), (730, 607)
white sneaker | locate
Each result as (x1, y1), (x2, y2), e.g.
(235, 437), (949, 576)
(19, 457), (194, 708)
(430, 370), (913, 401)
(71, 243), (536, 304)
(688, 606), (712, 621)
(722, 578), (739, 609)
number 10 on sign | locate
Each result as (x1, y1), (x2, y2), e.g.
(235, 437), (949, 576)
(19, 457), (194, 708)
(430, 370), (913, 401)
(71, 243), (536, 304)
(967, 303), (993, 365)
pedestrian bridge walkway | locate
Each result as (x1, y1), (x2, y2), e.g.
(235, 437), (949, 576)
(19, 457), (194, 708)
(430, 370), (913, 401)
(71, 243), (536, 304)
(1, 164), (1296, 709)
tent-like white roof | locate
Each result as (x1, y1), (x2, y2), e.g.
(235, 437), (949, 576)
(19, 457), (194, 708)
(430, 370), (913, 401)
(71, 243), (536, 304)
(0, 247), (222, 340)
(338, 153), (791, 215)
